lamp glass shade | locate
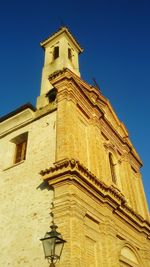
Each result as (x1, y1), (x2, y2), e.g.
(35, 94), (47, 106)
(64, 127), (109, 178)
(41, 231), (66, 260)
(41, 236), (55, 258)
(54, 239), (65, 259)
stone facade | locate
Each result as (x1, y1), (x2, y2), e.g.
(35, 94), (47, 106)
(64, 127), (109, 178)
(0, 27), (150, 267)
(0, 104), (56, 267)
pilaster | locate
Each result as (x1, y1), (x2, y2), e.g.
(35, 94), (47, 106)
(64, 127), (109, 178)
(99, 219), (120, 267)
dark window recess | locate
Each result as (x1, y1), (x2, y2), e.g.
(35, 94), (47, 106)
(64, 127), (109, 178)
(15, 140), (27, 163)
(11, 132), (28, 164)
(53, 46), (59, 60)
(109, 153), (117, 184)
(46, 88), (57, 102)
(68, 48), (72, 60)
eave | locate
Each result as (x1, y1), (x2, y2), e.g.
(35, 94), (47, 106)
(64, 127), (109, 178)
(40, 26), (83, 53)
(0, 102), (56, 138)
(0, 103), (36, 123)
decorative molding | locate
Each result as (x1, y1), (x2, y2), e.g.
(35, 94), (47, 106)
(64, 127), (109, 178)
(40, 158), (150, 236)
(48, 68), (142, 167)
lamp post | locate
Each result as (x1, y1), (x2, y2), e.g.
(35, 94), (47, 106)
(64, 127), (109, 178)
(40, 222), (66, 267)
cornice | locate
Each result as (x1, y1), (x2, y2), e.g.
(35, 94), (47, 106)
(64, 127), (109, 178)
(40, 158), (125, 202)
(40, 158), (150, 237)
(40, 27), (83, 53)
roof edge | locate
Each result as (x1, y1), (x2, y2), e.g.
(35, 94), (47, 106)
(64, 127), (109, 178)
(0, 103), (36, 123)
(40, 26), (83, 53)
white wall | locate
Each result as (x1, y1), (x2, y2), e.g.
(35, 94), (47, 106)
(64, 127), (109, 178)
(0, 111), (56, 267)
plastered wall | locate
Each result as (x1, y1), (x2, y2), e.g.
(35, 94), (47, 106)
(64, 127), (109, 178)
(0, 111), (56, 267)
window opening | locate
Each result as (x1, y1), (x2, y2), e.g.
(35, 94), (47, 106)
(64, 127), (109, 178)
(46, 88), (57, 103)
(11, 132), (28, 164)
(15, 140), (27, 163)
(68, 48), (72, 60)
(53, 46), (59, 60)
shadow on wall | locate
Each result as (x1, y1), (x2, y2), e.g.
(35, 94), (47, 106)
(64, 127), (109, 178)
(36, 180), (53, 191)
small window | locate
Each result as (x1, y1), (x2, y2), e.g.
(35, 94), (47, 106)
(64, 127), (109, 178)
(46, 88), (57, 103)
(15, 140), (27, 163)
(11, 132), (28, 164)
(109, 152), (116, 184)
(68, 48), (72, 60)
(53, 46), (59, 60)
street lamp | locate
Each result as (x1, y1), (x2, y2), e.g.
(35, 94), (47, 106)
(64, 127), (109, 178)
(40, 222), (66, 266)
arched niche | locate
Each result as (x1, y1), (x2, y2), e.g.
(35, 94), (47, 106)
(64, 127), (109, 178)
(109, 152), (117, 184)
(107, 145), (121, 186)
(120, 245), (142, 267)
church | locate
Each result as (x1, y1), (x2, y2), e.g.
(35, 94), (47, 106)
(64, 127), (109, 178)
(0, 27), (150, 267)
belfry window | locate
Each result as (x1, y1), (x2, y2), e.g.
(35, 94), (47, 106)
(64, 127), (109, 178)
(68, 48), (72, 60)
(53, 46), (59, 60)
(11, 132), (28, 164)
(109, 152), (116, 184)
(46, 88), (57, 103)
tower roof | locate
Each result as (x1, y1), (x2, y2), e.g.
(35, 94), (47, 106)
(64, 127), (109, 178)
(40, 26), (83, 53)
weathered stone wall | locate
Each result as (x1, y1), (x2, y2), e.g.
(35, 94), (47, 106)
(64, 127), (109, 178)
(0, 111), (56, 267)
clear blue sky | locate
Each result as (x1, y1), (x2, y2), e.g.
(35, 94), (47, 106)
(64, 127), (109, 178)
(0, 0), (150, 209)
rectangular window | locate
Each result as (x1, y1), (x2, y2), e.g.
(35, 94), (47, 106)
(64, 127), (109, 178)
(53, 46), (59, 60)
(11, 132), (28, 164)
(15, 140), (27, 163)
(68, 48), (72, 60)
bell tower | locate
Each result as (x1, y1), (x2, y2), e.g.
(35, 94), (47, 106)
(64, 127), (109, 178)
(36, 27), (83, 109)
